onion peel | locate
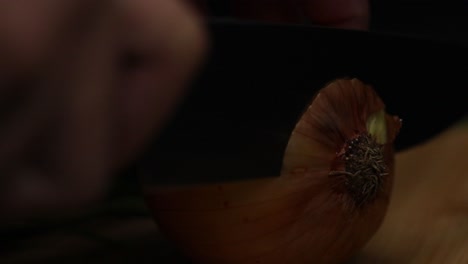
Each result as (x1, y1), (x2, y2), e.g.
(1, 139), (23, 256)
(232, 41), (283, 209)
(143, 78), (402, 264)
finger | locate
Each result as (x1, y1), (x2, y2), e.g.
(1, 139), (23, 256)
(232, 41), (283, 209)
(303, 0), (369, 30)
(226, 0), (369, 30)
(0, 0), (95, 77)
(229, 0), (305, 23)
(0, 7), (117, 219)
(112, 0), (207, 167)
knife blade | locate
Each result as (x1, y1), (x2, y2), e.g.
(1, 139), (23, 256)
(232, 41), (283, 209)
(137, 19), (467, 184)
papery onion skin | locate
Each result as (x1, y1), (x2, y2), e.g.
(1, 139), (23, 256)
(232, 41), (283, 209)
(143, 78), (402, 264)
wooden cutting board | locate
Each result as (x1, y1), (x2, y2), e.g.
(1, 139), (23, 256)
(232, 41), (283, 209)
(356, 122), (468, 263)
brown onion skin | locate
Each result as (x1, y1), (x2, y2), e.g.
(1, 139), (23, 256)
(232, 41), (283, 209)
(143, 78), (401, 264)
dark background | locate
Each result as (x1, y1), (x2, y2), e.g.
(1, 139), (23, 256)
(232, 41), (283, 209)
(370, 0), (468, 44)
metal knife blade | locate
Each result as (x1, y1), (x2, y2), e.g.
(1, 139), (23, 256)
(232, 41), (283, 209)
(137, 19), (467, 184)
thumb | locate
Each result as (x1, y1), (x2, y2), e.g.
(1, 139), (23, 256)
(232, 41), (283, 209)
(112, 0), (207, 168)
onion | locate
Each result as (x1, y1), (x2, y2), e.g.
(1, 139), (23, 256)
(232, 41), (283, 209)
(143, 78), (402, 263)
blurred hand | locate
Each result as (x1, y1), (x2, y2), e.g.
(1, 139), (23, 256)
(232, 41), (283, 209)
(0, 0), (368, 220)
(0, 0), (206, 219)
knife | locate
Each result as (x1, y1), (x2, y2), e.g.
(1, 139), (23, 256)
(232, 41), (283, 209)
(136, 19), (467, 185)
